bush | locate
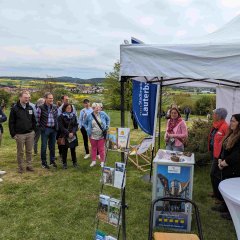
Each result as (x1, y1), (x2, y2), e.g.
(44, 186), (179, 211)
(185, 119), (212, 165)
(0, 90), (11, 106)
(195, 95), (216, 115)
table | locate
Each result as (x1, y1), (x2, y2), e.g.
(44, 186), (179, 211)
(219, 178), (240, 240)
(152, 149), (195, 231)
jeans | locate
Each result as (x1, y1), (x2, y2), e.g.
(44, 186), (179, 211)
(41, 128), (57, 165)
(166, 142), (184, 152)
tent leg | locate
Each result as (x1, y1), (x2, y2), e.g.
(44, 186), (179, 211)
(158, 80), (163, 150)
(121, 77), (127, 240)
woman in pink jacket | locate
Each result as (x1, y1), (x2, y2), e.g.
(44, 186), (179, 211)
(164, 107), (188, 152)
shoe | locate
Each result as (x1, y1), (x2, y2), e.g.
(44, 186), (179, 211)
(90, 161), (96, 167)
(42, 164), (50, 169)
(50, 162), (57, 168)
(211, 204), (228, 213)
(100, 162), (105, 168)
(97, 155), (100, 160)
(18, 168), (24, 174)
(26, 167), (34, 172)
(0, 170), (6, 175)
(73, 162), (78, 168)
(63, 164), (67, 170)
(84, 154), (90, 159)
(220, 212), (232, 220)
(0, 178), (3, 182)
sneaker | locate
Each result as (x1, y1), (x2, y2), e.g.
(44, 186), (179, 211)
(50, 162), (57, 168)
(0, 170), (6, 175)
(100, 162), (105, 168)
(90, 161), (96, 167)
(84, 154), (90, 159)
(42, 164), (50, 169)
(0, 178), (3, 182)
(211, 204), (228, 213)
(63, 164), (67, 170)
(97, 155), (100, 160)
(26, 167), (34, 172)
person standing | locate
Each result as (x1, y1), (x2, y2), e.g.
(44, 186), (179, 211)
(9, 91), (36, 173)
(164, 107), (188, 152)
(36, 92), (58, 169)
(58, 104), (78, 169)
(183, 106), (191, 121)
(0, 106), (7, 181)
(208, 108), (228, 201)
(79, 99), (93, 159)
(84, 103), (110, 167)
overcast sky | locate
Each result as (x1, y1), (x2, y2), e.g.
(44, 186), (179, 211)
(0, 0), (239, 78)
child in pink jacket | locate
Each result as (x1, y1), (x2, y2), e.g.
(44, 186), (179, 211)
(164, 107), (188, 152)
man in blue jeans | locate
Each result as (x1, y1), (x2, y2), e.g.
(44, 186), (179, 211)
(36, 92), (58, 169)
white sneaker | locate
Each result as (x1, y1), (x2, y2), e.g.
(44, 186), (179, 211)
(0, 170), (6, 175)
(100, 162), (105, 168)
(0, 178), (3, 182)
(97, 155), (100, 160)
(90, 161), (96, 167)
(84, 154), (90, 159)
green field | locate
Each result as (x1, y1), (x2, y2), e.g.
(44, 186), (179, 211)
(0, 110), (236, 240)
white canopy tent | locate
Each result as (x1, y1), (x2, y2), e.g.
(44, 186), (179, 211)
(120, 14), (240, 122)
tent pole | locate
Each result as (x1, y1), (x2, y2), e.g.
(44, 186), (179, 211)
(120, 77), (127, 240)
(158, 78), (163, 150)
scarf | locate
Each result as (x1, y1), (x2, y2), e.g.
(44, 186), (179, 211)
(167, 117), (182, 134)
(62, 112), (74, 119)
(212, 119), (225, 129)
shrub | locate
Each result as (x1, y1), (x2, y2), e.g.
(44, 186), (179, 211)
(195, 95), (216, 115)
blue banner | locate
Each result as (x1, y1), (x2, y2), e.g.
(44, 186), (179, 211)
(132, 80), (157, 135)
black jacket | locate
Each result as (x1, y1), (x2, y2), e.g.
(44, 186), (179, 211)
(9, 101), (36, 137)
(58, 114), (78, 148)
(0, 108), (7, 134)
(38, 104), (58, 130)
(221, 139), (240, 179)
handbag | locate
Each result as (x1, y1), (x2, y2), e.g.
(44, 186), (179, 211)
(57, 117), (72, 145)
(91, 113), (107, 139)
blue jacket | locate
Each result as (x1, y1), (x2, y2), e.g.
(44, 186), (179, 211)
(84, 111), (110, 137)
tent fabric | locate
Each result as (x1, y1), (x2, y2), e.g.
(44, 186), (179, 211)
(120, 43), (240, 82)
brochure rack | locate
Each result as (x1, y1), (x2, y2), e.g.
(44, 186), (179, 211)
(94, 128), (130, 240)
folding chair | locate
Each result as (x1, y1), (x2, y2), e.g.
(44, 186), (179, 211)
(148, 197), (203, 240)
(128, 137), (153, 172)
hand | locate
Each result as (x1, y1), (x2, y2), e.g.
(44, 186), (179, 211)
(221, 160), (228, 167)
(69, 133), (74, 139)
(13, 135), (18, 140)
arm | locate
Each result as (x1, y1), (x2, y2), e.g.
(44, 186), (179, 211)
(36, 107), (41, 126)
(170, 121), (188, 139)
(0, 109), (7, 123)
(58, 116), (70, 137)
(224, 141), (240, 167)
(71, 116), (78, 135)
(104, 112), (110, 129)
(79, 110), (84, 128)
(164, 120), (169, 141)
(8, 109), (16, 138)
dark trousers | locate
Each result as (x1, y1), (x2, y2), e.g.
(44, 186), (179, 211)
(81, 126), (89, 154)
(41, 128), (57, 165)
(62, 146), (76, 165)
(185, 113), (190, 121)
(210, 157), (223, 200)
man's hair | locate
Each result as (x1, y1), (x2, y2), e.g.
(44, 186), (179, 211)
(19, 90), (30, 98)
(61, 95), (68, 100)
(83, 99), (90, 104)
(44, 92), (53, 99)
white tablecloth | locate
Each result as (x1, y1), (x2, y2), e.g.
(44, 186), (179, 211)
(219, 178), (240, 240)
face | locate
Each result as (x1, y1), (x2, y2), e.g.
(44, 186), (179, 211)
(20, 93), (30, 104)
(213, 113), (221, 122)
(83, 102), (90, 108)
(65, 105), (72, 113)
(230, 117), (239, 131)
(170, 110), (179, 120)
(63, 96), (69, 104)
(93, 105), (100, 113)
(45, 94), (54, 105)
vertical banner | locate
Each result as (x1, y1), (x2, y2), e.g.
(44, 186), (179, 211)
(132, 80), (158, 136)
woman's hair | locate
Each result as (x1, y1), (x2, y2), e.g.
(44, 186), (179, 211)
(92, 102), (101, 108)
(62, 103), (73, 113)
(170, 107), (181, 118)
(223, 114), (240, 149)
(213, 108), (228, 120)
(36, 98), (45, 107)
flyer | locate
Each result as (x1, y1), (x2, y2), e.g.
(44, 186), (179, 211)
(98, 194), (110, 222)
(102, 167), (115, 186)
(113, 162), (126, 189)
(109, 198), (121, 226)
(117, 128), (130, 151)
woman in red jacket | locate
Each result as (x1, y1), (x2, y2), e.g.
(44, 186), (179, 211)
(208, 108), (228, 201)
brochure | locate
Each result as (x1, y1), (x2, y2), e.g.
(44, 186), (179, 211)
(106, 236), (117, 240)
(102, 167), (115, 186)
(95, 230), (106, 240)
(109, 198), (121, 226)
(108, 127), (118, 150)
(117, 128), (130, 151)
(98, 194), (110, 222)
(113, 162), (126, 189)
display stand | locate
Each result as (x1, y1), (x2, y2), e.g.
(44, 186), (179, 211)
(94, 129), (130, 240)
(152, 149), (195, 232)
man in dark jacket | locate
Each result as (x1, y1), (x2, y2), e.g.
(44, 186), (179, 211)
(0, 106), (7, 146)
(36, 92), (58, 169)
(9, 91), (36, 173)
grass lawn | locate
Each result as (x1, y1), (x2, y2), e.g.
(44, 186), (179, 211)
(0, 110), (236, 240)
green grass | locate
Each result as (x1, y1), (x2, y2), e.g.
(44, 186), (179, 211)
(0, 110), (236, 239)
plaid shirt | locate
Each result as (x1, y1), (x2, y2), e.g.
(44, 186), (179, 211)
(36, 106), (55, 127)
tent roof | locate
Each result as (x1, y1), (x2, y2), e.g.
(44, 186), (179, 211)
(120, 15), (240, 87)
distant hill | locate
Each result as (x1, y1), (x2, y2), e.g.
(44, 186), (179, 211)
(0, 76), (105, 84)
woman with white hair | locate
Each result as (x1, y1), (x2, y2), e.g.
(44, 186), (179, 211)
(208, 108), (228, 202)
(84, 103), (110, 167)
